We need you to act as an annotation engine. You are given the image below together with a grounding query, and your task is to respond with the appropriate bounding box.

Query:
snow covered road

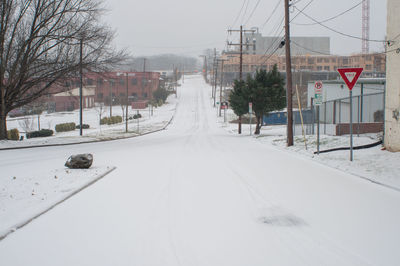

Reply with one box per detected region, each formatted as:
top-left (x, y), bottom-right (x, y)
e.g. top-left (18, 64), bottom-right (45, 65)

top-left (0, 75), bottom-right (399, 266)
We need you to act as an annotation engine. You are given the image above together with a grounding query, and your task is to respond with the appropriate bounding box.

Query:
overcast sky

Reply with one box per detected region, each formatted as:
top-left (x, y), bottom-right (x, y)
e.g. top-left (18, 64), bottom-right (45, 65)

top-left (103, 0), bottom-right (387, 57)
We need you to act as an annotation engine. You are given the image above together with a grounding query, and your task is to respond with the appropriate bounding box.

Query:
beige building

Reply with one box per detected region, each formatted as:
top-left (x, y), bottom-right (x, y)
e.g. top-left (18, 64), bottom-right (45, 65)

top-left (221, 53), bottom-right (385, 74)
top-left (385, 0), bottom-right (400, 151)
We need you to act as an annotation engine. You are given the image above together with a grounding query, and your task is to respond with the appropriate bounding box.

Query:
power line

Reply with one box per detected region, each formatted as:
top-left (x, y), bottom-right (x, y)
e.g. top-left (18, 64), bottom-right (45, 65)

top-left (260, 0), bottom-right (281, 30)
top-left (292, 0), bottom-right (364, 26)
top-left (230, 0), bottom-right (247, 29)
top-left (244, 0), bottom-right (262, 26)
top-left (240, 0), bottom-right (250, 26)
top-left (294, 5), bottom-right (385, 42)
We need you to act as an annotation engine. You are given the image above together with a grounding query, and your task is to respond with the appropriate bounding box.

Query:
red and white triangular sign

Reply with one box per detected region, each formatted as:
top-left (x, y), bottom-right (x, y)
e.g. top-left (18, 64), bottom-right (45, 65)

top-left (337, 68), bottom-right (363, 91)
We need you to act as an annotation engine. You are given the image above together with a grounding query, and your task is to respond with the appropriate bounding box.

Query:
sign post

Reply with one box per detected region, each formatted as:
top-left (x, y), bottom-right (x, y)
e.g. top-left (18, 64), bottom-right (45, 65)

top-left (314, 81), bottom-right (323, 155)
top-left (249, 102), bottom-right (253, 136)
top-left (337, 68), bottom-right (363, 161)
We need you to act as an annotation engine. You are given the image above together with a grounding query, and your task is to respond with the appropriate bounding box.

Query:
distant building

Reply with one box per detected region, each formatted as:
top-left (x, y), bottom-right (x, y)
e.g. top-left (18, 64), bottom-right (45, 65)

top-left (50, 86), bottom-right (95, 112)
top-left (243, 29), bottom-right (330, 56)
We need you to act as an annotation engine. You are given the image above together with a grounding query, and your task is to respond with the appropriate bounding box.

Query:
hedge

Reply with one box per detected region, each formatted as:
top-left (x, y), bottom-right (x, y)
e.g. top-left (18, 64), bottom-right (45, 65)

top-left (7, 128), bottom-right (19, 140)
top-left (100, 116), bottom-right (122, 125)
top-left (76, 124), bottom-right (90, 129)
top-left (26, 129), bottom-right (53, 139)
top-left (133, 113), bottom-right (142, 119)
top-left (55, 122), bottom-right (76, 132)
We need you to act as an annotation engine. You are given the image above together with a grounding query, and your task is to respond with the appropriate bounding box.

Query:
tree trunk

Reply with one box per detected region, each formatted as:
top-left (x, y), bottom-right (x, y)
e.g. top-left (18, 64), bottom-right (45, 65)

top-left (0, 86), bottom-right (6, 139)
top-left (238, 115), bottom-right (242, 134)
top-left (255, 115), bottom-right (261, 135)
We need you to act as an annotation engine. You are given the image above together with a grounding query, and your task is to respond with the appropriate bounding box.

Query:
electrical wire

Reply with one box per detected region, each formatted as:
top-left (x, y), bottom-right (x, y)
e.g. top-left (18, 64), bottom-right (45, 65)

top-left (292, 0), bottom-right (364, 26)
top-left (240, 0), bottom-right (251, 26)
top-left (260, 0), bottom-right (281, 31)
top-left (230, 0), bottom-right (247, 29)
top-left (294, 6), bottom-right (385, 42)
top-left (244, 0), bottom-right (262, 26)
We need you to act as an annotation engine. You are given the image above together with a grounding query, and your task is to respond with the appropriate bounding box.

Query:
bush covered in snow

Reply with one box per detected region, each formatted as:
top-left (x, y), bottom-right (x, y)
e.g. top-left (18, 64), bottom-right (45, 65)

top-left (7, 128), bottom-right (19, 140)
top-left (26, 129), bottom-right (53, 139)
top-left (100, 116), bottom-right (122, 125)
top-left (55, 122), bottom-right (76, 132)
top-left (75, 124), bottom-right (90, 129)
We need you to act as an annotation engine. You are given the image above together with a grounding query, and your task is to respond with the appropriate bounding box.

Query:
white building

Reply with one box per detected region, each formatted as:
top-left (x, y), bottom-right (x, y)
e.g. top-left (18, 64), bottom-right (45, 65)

top-left (385, 0), bottom-right (400, 151)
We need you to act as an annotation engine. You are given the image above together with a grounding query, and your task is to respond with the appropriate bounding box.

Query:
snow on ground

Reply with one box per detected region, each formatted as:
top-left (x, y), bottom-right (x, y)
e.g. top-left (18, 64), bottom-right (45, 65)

top-left (1, 95), bottom-right (177, 149)
top-left (217, 108), bottom-right (400, 191)
top-left (0, 165), bottom-right (115, 240)
top-left (0, 75), bottom-right (399, 266)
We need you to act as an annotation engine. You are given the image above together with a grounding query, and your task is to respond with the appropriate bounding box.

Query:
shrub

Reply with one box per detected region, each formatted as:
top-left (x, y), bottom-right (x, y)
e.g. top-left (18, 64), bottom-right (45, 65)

top-left (100, 116), bottom-right (122, 125)
top-left (26, 129), bottom-right (53, 139)
top-left (133, 113), bottom-right (142, 119)
top-left (7, 128), bottom-right (19, 140)
top-left (55, 122), bottom-right (76, 132)
top-left (76, 124), bottom-right (90, 129)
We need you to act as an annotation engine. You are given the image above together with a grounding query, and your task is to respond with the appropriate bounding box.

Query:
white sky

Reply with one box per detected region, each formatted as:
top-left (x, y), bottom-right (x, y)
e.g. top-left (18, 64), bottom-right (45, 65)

top-left (103, 0), bottom-right (387, 57)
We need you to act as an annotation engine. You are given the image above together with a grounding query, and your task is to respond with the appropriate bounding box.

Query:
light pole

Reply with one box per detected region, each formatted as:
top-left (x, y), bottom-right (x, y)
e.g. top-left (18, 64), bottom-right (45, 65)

top-left (79, 37), bottom-right (83, 136)
top-left (109, 78), bottom-right (113, 117)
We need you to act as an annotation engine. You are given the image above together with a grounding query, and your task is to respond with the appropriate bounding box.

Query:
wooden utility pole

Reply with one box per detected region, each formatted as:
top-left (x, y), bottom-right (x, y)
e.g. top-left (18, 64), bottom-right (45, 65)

top-left (217, 58), bottom-right (228, 117)
top-left (284, 0), bottom-right (294, 146)
top-left (143, 58), bottom-right (146, 72)
top-left (125, 73), bottom-right (129, 133)
top-left (228, 26), bottom-right (256, 81)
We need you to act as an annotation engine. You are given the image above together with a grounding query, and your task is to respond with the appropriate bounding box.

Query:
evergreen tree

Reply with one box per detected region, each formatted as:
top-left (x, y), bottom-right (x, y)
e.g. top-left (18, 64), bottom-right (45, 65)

top-left (229, 79), bottom-right (249, 134)
top-left (249, 65), bottom-right (286, 134)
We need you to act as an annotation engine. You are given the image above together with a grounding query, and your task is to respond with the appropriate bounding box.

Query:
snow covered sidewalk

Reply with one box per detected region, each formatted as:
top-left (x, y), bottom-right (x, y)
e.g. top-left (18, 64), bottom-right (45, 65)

top-left (1, 95), bottom-right (178, 150)
top-left (0, 166), bottom-right (116, 240)
top-left (218, 112), bottom-right (400, 191)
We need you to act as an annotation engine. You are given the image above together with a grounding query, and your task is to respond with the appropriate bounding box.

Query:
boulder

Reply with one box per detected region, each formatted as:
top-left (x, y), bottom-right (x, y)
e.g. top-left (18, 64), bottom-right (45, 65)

top-left (65, 154), bottom-right (93, 169)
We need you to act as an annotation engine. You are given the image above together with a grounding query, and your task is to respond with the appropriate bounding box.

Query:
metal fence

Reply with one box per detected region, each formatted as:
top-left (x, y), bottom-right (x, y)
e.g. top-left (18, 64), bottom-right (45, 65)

top-left (294, 92), bottom-right (384, 136)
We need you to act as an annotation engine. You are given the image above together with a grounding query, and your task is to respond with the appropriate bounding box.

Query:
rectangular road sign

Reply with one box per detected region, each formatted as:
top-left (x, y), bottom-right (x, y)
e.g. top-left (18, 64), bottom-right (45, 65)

top-left (314, 81), bottom-right (323, 106)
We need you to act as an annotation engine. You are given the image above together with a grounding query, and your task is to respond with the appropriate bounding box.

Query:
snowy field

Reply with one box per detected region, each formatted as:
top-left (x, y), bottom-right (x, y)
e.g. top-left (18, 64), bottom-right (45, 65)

top-left (1, 94), bottom-right (177, 149)
top-left (217, 109), bottom-right (400, 191)
top-left (0, 165), bottom-right (115, 240)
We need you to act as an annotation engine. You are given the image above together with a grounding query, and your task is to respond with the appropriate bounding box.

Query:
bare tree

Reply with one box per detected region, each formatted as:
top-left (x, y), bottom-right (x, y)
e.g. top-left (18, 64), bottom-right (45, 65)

top-left (18, 116), bottom-right (35, 132)
top-left (0, 0), bottom-right (127, 139)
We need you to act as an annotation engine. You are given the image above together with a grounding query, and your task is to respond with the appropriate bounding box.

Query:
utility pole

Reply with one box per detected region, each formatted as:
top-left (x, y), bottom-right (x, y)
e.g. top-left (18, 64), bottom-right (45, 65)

top-left (143, 58), bottom-right (146, 72)
top-left (284, 0), bottom-right (294, 146)
top-left (79, 37), bottom-right (83, 136)
top-left (213, 59), bottom-right (218, 107)
top-left (125, 73), bottom-right (129, 133)
top-left (217, 58), bottom-right (228, 116)
top-left (228, 26), bottom-right (256, 81)
top-left (109, 79), bottom-right (113, 117)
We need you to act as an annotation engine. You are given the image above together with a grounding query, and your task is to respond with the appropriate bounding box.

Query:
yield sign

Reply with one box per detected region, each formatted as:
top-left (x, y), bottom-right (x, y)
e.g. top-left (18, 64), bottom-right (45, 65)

top-left (337, 68), bottom-right (363, 91)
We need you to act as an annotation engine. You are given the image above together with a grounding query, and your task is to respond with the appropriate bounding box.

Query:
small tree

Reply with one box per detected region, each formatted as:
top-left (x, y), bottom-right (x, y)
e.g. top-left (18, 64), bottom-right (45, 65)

top-left (229, 79), bottom-right (249, 134)
top-left (249, 65), bottom-right (286, 135)
top-left (153, 86), bottom-right (170, 104)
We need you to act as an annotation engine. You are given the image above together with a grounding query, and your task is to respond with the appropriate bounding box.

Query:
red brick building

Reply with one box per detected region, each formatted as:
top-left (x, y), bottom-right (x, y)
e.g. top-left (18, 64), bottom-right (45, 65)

top-left (88, 72), bottom-right (160, 104)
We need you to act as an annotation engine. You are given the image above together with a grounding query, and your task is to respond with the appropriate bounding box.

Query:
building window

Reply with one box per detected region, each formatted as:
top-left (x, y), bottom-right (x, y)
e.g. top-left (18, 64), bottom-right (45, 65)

top-left (317, 58), bottom-right (323, 63)
top-left (308, 58), bottom-right (315, 64)
top-left (97, 93), bottom-right (103, 99)
top-left (120, 78), bottom-right (125, 85)
top-left (324, 66), bottom-right (330, 71)
top-left (317, 66), bottom-right (323, 71)
top-left (143, 92), bottom-right (148, 98)
top-left (131, 78), bottom-right (137, 85)
top-left (366, 64), bottom-right (372, 70)
top-left (142, 78), bottom-right (148, 86)
top-left (87, 79), bottom-right (93, 85)
top-left (331, 58), bottom-right (336, 63)
top-left (97, 79), bottom-right (103, 86)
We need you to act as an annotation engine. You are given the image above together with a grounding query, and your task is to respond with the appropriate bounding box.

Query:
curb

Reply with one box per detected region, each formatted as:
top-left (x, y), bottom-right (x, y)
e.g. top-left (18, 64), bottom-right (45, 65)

top-left (0, 166), bottom-right (117, 241)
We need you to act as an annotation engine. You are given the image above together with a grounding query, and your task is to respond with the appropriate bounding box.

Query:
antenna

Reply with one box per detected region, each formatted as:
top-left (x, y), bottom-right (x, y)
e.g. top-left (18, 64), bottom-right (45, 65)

top-left (362, 0), bottom-right (370, 54)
